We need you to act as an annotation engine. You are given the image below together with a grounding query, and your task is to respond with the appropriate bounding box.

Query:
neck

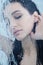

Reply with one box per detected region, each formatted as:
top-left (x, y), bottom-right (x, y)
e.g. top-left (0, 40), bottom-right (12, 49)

top-left (22, 35), bottom-right (36, 53)
top-left (21, 35), bottom-right (37, 65)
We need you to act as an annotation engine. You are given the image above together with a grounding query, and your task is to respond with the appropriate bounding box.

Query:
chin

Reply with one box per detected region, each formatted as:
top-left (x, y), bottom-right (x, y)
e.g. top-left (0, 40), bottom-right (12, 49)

top-left (15, 33), bottom-right (28, 41)
top-left (15, 36), bottom-right (25, 41)
top-left (16, 37), bottom-right (24, 41)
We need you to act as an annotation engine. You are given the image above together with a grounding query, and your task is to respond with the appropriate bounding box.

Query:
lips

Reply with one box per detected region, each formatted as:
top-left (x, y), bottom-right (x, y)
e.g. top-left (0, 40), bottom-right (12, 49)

top-left (13, 29), bottom-right (23, 35)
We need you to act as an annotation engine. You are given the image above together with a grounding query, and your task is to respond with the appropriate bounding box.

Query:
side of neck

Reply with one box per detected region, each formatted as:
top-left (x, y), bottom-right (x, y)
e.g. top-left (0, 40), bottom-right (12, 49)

top-left (21, 36), bottom-right (37, 65)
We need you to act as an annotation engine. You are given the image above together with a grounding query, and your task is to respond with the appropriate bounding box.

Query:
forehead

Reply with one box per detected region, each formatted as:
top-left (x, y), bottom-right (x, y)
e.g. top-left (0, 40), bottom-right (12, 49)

top-left (4, 2), bottom-right (30, 16)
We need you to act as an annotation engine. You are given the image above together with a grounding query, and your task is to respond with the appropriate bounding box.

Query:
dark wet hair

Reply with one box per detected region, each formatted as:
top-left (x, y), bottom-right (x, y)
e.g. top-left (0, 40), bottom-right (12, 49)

top-left (13, 39), bottom-right (23, 65)
top-left (36, 40), bottom-right (43, 65)
top-left (9, 0), bottom-right (40, 15)
top-left (8, 0), bottom-right (43, 65)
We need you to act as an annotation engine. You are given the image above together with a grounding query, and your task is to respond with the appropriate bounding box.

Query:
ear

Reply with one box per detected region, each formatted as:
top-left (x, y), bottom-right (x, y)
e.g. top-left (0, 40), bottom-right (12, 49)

top-left (33, 11), bottom-right (39, 22)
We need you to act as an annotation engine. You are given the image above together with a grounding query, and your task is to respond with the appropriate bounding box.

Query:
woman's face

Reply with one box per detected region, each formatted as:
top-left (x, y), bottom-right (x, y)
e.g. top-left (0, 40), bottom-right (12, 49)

top-left (4, 2), bottom-right (35, 41)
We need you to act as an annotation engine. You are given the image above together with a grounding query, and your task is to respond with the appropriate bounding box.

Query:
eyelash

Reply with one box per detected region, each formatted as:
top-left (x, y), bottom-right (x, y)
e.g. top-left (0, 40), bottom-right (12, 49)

top-left (14, 15), bottom-right (22, 19)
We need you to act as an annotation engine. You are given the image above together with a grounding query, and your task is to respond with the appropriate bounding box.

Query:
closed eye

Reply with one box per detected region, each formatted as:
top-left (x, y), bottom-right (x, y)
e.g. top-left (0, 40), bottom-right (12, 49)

top-left (14, 15), bottom-right (22, 19)
top-left (11, 10), bottom-right (23, 20)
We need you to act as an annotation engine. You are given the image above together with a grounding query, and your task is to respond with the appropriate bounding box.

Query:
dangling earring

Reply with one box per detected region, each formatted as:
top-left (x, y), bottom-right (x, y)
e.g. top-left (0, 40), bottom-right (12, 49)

top-left (32, 21), bottom-right (38, 33)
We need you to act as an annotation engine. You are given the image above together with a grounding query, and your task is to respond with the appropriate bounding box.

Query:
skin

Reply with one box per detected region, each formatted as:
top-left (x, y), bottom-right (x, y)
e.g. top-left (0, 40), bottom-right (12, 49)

top-left (3, 2), bottom-right (40, 65)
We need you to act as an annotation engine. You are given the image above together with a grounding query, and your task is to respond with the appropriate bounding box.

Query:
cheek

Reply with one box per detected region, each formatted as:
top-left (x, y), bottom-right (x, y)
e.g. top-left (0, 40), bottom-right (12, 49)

top-left (21, 21), bottom-right (34, 34)
top-left (22, 18), bottom-right (34, 28)
top-left (18, 16), bottom-right (34, 33)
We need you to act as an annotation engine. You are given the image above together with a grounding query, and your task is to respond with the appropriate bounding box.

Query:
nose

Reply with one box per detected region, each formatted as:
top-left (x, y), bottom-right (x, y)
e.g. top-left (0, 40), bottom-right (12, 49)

top-left (10, 21), bottom-right (18, 31)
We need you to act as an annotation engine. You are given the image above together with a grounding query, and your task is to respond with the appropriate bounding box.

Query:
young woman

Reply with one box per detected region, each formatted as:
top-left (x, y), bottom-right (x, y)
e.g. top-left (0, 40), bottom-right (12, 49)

top-left (3, 0), bottom-right (43, 65)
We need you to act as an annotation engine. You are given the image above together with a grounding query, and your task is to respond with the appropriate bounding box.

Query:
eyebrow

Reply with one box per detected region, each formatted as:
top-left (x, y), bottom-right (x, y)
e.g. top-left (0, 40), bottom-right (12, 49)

top-left (11, 10), bottom-right (21, 15)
